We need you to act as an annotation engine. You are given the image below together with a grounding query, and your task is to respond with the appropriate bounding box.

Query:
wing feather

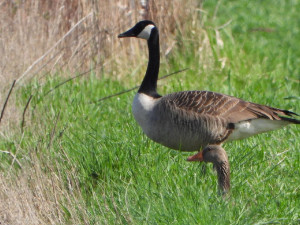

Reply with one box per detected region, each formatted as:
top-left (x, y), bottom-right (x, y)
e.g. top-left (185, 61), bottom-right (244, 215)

top-left (163, 91), bottom-right (298, 124)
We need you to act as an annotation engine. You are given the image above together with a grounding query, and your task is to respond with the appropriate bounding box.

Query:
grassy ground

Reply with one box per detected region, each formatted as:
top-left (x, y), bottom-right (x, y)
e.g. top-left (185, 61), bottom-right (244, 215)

top-left (1, 0), bottom-right (299, 224)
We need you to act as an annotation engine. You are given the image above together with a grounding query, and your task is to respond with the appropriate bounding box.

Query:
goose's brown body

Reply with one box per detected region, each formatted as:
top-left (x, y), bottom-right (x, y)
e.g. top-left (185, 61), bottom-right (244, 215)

top-left (133, 90), bottom-right (298, 152)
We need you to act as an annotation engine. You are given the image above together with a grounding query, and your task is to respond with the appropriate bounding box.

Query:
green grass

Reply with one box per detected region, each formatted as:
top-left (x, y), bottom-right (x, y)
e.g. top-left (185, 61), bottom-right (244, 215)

top-left (1, 0), bottom-right (300, 224)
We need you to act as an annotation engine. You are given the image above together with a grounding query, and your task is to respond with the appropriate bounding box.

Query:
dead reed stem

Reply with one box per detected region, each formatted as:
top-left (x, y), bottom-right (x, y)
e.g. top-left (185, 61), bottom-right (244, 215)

top-left (0, 80), bottom-right (16, 125)
top-left (21, 95), bottom-right (33, 132)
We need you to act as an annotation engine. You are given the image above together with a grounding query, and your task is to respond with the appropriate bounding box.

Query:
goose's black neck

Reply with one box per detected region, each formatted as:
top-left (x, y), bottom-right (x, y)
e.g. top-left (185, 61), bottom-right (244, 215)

top-left (138, 28), bottom-right (161, 98)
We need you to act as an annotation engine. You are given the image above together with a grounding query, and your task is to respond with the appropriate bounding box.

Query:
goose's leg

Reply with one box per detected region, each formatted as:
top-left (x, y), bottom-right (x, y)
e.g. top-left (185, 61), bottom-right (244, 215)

top-left (201, 163), bottom-right (207, 175)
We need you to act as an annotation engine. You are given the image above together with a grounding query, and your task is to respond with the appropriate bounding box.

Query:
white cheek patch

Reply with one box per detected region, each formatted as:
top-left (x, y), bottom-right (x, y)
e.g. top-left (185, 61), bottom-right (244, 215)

top-left (137, 24), bottom-right (155, 40)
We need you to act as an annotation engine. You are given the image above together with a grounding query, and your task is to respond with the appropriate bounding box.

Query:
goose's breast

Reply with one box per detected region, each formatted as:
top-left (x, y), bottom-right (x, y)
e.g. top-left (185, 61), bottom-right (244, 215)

top-left (132, 93), bottom-right (209, 151)
top-left (132, 93), bottom-right (158, 135)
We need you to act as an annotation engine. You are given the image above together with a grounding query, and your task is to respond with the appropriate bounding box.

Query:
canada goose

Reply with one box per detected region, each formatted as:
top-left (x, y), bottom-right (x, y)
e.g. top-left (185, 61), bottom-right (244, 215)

top-left (187, 145), bottom-right (230, 194)
top-left (118, 20), bottom-right (299, 154)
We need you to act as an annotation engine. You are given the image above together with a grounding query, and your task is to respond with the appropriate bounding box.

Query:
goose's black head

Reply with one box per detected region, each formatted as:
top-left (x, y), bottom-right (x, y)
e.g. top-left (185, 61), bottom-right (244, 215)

top-left (118, 20), bottom-right (157, 40)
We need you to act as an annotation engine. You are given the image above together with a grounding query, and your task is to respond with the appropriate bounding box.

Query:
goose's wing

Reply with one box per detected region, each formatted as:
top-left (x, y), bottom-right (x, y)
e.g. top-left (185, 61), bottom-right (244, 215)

top-left (163, 91), bottom-right (298, 124)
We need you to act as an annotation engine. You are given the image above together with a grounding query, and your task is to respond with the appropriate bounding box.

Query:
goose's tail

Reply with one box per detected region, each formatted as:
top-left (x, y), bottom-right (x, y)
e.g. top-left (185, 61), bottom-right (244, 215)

top-left (278, 109), bottom-right (300, 124)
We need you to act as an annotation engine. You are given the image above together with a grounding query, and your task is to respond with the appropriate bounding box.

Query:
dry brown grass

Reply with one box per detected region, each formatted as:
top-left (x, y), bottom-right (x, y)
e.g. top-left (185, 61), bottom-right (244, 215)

top-left (0, 0), bottom-right (201, 85)
top-left (0, 154), bottom-right (89, 224)
top-left (0, 119), bottom-right (92, 224)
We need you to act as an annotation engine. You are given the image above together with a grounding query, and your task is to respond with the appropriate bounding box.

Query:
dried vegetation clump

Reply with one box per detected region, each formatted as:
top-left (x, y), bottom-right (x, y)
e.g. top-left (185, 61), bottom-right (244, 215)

top-left (0, 155), bottom-right (88, 224)
top-left (0, 0), bottom-right (201, 87)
